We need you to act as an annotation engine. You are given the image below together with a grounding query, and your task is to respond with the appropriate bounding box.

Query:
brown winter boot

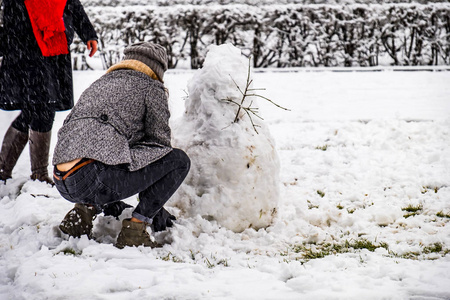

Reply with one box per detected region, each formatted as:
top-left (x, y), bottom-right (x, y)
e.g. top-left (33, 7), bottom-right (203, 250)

top-left (29, 130), bottom-right (54, 185)
top-left (115, 219), bottom-right (160, 249)
top-left (0, 126), bottom-right (29, 182)
top-left (59, 203), bottom-right (97, 238)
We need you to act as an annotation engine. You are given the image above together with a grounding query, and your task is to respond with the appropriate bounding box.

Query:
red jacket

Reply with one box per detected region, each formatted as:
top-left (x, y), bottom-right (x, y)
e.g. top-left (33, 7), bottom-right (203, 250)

top-left (24, 0), bottom-right (69, 56)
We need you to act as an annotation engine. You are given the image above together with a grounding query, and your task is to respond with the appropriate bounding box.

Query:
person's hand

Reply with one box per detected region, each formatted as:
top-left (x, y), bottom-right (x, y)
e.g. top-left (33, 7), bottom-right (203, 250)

top-left (87, 40), bottom-right (98, 57)
top-left (102, 201), bottom-right (133, 219)
top-left (151, 207), bottom-right (176, 232)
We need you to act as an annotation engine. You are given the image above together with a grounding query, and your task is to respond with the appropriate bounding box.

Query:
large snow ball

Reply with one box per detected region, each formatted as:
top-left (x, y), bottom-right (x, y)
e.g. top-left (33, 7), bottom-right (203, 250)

top-left (171, 44), bottom-right (280, 233)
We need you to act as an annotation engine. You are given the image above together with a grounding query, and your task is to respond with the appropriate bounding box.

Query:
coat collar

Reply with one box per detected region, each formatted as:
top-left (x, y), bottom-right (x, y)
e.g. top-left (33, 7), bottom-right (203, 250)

top-left (106, 59), bottom-right (161, 82)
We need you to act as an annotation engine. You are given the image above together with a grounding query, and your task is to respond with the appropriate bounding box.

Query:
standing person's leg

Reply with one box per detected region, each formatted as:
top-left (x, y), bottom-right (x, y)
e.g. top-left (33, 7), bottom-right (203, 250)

top-left (28, 105), bottom-right (56, 185)
top-left (0, 113), bottom-right (30, 182)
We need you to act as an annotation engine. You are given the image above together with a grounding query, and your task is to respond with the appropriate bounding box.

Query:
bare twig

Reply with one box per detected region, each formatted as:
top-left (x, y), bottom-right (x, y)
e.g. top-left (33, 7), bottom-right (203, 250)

top-left (221, 56), bottom-right (289, 133)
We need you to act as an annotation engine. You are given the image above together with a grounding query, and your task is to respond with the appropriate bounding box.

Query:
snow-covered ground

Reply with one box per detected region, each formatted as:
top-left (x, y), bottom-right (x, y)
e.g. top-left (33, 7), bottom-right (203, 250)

top-left (0, 67), bottom-right (449, 300)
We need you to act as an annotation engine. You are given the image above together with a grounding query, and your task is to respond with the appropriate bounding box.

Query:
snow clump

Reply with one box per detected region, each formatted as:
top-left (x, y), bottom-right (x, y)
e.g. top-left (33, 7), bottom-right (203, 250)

top-left (170, 43), bottom-right (280, 233)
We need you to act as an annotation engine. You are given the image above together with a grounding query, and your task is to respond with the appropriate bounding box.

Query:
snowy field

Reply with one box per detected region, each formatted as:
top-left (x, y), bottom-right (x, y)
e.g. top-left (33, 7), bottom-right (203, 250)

top-left (1, 67), bottom-right (450, 299)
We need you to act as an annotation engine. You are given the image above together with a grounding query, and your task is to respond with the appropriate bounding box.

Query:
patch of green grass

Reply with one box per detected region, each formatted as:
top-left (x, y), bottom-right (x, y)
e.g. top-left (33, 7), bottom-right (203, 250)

top-left (301, 248), bottom-right (329, 260)
top-left (205, 255), bottom-right (229, 268)
top-left (160, 252), bottom-right (184, 263)
top-left (403, 212), bottom-right (419, 218)
top-left (422, 186), bottom-right (441, 194)
top-left (287, 239), bottom-right (389, 262)
top-left (217, 259), bottom-right (229, 267)
top-left (423, 243), bottom-right (443, 254)
top-left (58, 247), bottom-right (81, 256)
top-left (402, 204), bottom-right (423, 212)
top-left (397, 252), bottom-right (421, 260)
top-left (307, 200), bottom-right (319, 209)
top-left (185, 251), bottom-right (230, 268)
top-left (189, 249), bottom-right (196, 260)
top-left (315, 145), bottom-right (328, 151)
top-left (336, 204), bottom-right (344, 210)
top-left (349, 239), bottom-right (388, 252)
top-left (402, 204), bottom-right (423, 218)
top-left (437, 211), bottom-right (450, 219)
top-left (284, 240), bottom-right (448, 262)
top-left (205, 257), bottom-right (215, 268)
top-left (317, 190), bottom-right (325, 198)
top-left (394, 243), bottom-right (449, 259)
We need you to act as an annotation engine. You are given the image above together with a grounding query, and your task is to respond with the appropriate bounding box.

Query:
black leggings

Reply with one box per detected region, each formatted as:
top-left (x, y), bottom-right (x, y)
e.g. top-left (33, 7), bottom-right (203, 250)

top-left (11, 105), bottom-right (56, 133)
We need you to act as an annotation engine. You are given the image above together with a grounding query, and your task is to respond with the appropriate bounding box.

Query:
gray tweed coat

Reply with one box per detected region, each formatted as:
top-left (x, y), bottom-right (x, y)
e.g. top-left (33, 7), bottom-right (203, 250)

top-left (52, 69), bottom-right (172, 171)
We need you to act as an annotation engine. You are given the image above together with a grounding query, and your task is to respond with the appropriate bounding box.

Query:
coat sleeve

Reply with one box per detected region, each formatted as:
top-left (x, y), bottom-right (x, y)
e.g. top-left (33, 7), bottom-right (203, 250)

top-left (71, 0), bottom-right (97, 43)
top-left (0, 5), bottom-right (4, 56)
top-left (143, 85), bottom-right (172, 148)
top-left (0, 3), bottom-right (4, 55)
top-left (0, 27), bottom-right (4, 56)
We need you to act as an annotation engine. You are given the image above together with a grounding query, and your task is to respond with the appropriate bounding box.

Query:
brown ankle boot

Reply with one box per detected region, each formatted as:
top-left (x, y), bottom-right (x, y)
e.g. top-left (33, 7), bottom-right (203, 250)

top-left (59, 203), bottom-right (97, 238)
top-left (29, 130), bottom-right (54, 185)
top-left (0, 126), bottom-right (29, 182)
top-left (115, 219), bottom-right (160, 249)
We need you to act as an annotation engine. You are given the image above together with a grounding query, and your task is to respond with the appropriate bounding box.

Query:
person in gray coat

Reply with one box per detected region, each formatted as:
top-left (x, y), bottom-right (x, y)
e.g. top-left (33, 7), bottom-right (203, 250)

top-left (52, 42), bottom-right (190, 248)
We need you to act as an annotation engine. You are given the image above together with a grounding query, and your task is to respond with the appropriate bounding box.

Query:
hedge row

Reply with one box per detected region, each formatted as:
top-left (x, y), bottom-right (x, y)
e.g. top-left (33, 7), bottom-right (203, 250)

top-left (71, 4), bottom-right (450, 69)
top-left (80, 0), bottom-right (450, 7)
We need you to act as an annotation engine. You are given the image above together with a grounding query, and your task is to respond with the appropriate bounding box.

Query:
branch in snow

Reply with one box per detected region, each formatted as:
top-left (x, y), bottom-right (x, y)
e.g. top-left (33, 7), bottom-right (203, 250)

top-left (222, 57), bottom-right (289, 134)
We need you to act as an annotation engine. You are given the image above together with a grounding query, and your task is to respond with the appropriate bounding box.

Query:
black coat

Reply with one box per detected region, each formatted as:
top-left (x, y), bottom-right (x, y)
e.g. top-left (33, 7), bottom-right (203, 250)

top-left (0, 0), bottom-right (97, 111)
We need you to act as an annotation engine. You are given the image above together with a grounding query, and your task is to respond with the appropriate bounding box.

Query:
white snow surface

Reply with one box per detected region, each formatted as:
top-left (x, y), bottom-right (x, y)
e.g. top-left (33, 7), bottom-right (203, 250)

top-left (1, 64), bottom-right (450, 299)
top-left (171, 44), bottom-right (280, 232)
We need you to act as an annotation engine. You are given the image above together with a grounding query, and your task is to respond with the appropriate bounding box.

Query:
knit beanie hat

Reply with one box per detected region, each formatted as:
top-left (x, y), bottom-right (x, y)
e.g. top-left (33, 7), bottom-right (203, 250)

top-left (123, 42), bottom-right (168, 81)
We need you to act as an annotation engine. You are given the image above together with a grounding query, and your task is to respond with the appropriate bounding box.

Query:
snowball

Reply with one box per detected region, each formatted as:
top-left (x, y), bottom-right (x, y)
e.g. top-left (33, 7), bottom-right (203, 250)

top-left (170, 43), bottom-right (280, 232)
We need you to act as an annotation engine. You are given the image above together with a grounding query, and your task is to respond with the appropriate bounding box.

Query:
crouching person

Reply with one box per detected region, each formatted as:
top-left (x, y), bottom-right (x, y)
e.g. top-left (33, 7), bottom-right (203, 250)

top-left (52, 42), bottom-right (190, 248)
